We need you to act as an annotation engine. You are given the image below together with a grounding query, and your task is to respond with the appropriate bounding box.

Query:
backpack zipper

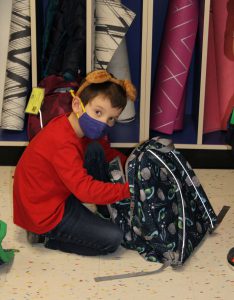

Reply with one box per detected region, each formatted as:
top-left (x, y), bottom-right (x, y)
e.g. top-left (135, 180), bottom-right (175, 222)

top-left (148, 149), bottom-right (186, 264)
top-left (171, 151), bottom-right (215, 229)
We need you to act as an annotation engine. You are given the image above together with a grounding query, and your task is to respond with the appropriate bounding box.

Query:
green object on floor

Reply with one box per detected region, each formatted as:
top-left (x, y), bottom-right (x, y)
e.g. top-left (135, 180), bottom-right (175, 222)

top-left (230, 108), bottom-right (234, 125)
top-left (0, 220), bottom-right (15, 265)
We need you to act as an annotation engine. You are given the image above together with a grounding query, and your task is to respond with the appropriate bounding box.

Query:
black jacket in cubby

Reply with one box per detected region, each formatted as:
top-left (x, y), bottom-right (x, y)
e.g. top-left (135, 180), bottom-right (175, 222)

top-left (42, 0), bottom-right (86, 80)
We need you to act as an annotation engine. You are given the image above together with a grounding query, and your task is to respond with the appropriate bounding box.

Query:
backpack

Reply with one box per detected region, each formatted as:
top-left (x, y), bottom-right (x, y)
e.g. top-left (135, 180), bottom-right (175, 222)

top-left (109, 137), bottom-right (218, 266)
top-left (27, 75), bottom-right (81, 140)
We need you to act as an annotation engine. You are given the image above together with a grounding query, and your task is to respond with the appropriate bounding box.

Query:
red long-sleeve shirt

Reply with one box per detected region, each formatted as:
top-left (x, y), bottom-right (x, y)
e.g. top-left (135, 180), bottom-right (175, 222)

top-left (13, 114), bottom-right (130, 234)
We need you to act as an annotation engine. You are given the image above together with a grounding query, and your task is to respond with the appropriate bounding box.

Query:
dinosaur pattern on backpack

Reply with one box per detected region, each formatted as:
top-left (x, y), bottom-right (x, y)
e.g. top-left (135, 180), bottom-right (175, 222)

top-left (108, 137), bottom-right (217, 266)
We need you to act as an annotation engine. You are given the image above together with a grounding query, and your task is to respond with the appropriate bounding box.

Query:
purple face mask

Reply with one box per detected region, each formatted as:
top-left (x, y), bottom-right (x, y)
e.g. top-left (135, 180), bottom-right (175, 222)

top-left (79, 112), bottom-right (111, 139)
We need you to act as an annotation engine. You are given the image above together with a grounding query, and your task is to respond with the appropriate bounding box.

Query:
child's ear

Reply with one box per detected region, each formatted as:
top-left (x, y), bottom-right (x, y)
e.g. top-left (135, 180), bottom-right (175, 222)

top-left (72, 96), bottom-right (82, 114)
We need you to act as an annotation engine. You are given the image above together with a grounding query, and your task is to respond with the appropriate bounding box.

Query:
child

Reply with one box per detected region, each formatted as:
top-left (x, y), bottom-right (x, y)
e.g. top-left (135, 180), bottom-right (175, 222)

top-left (13, 70), bottom-right (136, 256)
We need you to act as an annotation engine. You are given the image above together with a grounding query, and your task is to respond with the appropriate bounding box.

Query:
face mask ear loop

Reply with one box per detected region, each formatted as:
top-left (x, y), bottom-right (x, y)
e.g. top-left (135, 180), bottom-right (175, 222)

top-left (79, 98), bottom-right (86, 112)
top-left (70, 90), bottom-right (86, 119)
top-left (70, 90), bottom-right (76, 98)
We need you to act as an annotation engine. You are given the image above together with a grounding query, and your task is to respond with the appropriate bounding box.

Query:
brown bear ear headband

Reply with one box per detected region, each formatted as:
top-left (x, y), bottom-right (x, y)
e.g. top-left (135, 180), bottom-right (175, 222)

top-left (75, 70), bottom-right (137, 101)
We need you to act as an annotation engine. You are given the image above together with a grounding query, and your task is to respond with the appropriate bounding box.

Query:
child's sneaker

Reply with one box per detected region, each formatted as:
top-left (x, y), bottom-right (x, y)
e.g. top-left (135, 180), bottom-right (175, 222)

top-left (27, 231), bottom-right (45, 244)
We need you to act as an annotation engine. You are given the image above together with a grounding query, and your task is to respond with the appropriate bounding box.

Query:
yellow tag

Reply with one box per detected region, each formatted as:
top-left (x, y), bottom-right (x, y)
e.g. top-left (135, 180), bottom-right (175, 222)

top-left (25, 87), bottom-right (45, 115)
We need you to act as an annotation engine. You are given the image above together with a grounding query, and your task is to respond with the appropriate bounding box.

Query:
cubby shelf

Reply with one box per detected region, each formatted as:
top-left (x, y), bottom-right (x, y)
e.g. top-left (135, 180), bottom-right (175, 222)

top-left (0, 0), bottom-right (232, 154)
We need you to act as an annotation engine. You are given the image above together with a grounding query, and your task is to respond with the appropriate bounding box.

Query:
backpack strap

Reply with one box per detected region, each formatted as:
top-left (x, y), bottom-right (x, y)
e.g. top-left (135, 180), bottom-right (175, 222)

top-left (94, 248), bottom-right (183, 281)
top-left (94, 260), bottom-right (171, 282)
top-left (209, 205), bottom-right (230, 233)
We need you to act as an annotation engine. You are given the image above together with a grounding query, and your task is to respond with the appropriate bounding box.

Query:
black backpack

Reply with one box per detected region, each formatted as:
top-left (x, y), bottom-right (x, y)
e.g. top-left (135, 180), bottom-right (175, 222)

top-left (109, 137), bottom-right (218, 266)
top-left (94, 138), bottom-right (230, 281)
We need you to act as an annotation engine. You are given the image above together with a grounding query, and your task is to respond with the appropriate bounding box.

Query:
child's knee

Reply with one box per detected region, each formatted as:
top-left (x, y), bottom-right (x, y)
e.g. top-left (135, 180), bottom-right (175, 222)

top-left (104, 226), bottom-right (123, 253)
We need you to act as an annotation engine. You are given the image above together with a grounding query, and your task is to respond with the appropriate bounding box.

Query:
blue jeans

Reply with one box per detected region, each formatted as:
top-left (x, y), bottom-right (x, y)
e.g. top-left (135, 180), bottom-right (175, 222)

top-left (44, 195), bottom-right (123, 255)
top-left (44, 142), bottom-right (123, 256)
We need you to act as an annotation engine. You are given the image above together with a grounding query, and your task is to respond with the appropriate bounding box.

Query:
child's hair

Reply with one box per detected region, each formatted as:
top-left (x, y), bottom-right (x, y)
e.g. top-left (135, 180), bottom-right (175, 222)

top-left (79, 82), bottom-right (127, 110)
top-left (76, 70), bottom-right (137, 110)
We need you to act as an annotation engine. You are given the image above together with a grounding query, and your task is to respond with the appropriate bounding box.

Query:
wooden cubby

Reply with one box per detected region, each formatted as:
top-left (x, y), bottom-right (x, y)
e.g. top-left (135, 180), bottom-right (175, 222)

top-left (0, 0), bottom-right (232, 154)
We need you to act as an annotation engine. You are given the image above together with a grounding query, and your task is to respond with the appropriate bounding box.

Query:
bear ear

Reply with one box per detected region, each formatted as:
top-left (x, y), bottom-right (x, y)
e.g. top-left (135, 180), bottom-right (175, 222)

top-left (75, 70), bottom-right (113, 96)
top-left (123, 80), bottom-right (137, 101)
top-left (86, 70), bottom-right (112, 83)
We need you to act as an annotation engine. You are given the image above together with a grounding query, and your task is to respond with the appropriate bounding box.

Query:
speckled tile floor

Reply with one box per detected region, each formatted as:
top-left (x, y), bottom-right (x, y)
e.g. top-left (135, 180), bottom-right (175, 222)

top-left (0, 166), bottom-right (234, 300)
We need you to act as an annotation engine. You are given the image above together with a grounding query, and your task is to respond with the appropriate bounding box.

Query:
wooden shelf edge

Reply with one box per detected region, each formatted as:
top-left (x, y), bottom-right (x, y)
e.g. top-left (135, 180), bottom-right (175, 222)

top-left (111, 143), bottom-right (232, 150)
top-left (175, 144), bottom-right (231, 150)
top-left (0, 141), bottom-right (28, 146)
top-left (110, 142), bottom-right (139, 148)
